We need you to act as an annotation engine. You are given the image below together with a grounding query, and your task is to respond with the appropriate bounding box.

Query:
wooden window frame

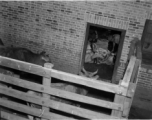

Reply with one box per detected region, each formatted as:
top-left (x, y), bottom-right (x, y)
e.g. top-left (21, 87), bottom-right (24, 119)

top-left (80, 23), bottom-right (126, 84)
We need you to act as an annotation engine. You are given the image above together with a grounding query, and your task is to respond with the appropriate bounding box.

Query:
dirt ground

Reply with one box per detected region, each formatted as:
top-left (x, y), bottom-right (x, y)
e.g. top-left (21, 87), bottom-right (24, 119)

top-left (129, 106), bottom-right (152, 119)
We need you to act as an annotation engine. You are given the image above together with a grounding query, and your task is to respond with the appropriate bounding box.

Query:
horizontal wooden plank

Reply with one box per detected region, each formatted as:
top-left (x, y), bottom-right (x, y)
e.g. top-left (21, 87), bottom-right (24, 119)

top-left (50, 87), bottom-right (123, 111)
top-left (1, 110), bottom-right (29, 120)
top-left (0, 111), bottom-right (29, 120)
top-left (128, 41), bottom-right (136, 60)
top-left (0, 87), bottom-right (118, 119)
top-left (51, 69), bottom-right (127, 95)
top-left (0, 56), bottom-right (127, 95)
top-left (111, 95), bottom-right (125, 118)
top-left (0, 99), bottom-right (75, 120)
top-left (0, 75), bottom-right (123, 111)
top-left (0, 55), bottom-right (52, 78)
top-left (130, 59), bottom-right (140, 83)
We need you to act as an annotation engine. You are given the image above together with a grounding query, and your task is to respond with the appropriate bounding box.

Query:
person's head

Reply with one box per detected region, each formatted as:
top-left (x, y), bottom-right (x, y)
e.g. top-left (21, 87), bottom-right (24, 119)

top-left (113, 34), bottom-right (120, 44)
top-left (108, 35), bottom-right (114, 42)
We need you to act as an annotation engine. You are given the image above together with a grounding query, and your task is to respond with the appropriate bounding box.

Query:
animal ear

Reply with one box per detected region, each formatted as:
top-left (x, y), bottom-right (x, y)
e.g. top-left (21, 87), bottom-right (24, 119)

top-left (40, 51), bottom-right (46, 55)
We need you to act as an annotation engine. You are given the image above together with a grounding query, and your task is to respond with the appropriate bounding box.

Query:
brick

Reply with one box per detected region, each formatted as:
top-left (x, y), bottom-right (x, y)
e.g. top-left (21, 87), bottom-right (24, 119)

top-left (0, 1), bottom-right (151, 77)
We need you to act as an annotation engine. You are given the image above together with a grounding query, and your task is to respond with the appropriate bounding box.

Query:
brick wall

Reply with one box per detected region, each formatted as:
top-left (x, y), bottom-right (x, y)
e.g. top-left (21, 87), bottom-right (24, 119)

top-left (0, 1), bottom-right (152, 79)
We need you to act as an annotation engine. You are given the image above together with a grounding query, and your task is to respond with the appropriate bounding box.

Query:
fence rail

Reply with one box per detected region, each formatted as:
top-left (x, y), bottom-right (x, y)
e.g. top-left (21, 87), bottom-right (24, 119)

top-left (0, 53), bottom-right (140, 119)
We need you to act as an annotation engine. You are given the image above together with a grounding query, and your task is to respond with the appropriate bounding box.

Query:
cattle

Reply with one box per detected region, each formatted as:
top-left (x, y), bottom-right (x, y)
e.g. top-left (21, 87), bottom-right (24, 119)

top-left (0, 39), bottom-right (104, 120)
top-left (0, 39), bottom-right (88, 120)
top-left (0, 39), bottom-right (52, 81)
top-left (0, 39), bottom-right (52, 120)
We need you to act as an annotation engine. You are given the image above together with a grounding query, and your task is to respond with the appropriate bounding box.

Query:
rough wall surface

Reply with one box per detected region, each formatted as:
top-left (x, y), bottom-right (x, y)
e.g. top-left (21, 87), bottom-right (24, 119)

top-left (0, 1), bottom-right (152, 79)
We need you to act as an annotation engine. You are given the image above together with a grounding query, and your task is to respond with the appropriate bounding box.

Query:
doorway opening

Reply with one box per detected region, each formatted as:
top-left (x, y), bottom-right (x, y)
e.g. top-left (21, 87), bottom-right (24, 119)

top-left (80, 23), bottom-right (126, 83)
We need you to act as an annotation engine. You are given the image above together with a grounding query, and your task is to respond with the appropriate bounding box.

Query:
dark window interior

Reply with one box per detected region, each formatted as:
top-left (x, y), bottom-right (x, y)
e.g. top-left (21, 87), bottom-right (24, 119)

top-left (81, 23), bottom-right (125, 82)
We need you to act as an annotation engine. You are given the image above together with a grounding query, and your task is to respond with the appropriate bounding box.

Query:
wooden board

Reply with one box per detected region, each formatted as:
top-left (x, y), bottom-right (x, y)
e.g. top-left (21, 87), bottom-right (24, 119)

top-left (130, 59), bottom-right (140, 83)
top-left (127, 83), bottom-right (136, 98)
top-left (51, 69), bottom-right (127, 95)
top-left (121, 56), bottom-right (136, 88)
top-left (0, 55), bottom-right (52, 78)
top-left (1, 111), bottom-right (30, 120)
top-left (111, 95), bottom-right (125, 118)
top-left (0, 69), bottom-right (127, 95)
top-left (0, 55), bottom-right (128, 95)
top-left (0, 96), bottom-right (118, 119)
top-left (0, 99), bottom-right (75, 120)
top-left (42, 63), bottom-right (53, 120)
top-left (0, 78), bottom-right (123, 111)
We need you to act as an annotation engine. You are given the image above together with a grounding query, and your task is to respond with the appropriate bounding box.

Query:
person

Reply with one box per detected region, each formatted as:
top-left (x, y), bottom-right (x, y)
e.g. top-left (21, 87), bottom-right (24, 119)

top-left (85, 42), bottom-right (94, 63)
top-left (108, 34), bottom-right (120, 64)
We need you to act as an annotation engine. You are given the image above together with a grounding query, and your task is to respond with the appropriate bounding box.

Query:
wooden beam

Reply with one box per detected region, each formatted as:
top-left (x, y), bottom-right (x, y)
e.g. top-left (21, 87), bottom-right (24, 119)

top-left (122, 97), bottom-right (131, 118)
top-left (111, 95), bottom-right (125, 118)
top-left (121, 56), bottom-right (136, 89)
top-left (0, 55), bottom-right (52, 78)
top-left (1, 111), bottom-right (30, 120)
top-left (0, 56), bottom-right (128, 95)
top-left (0, 94), bottom-right (118, 119)
top-left (0, 83), bottom-right (123, 111)
top-left (123, 83), bottom-right (137, 117)
top-left (0, 69), bottom-right (127, 95)
top-left (51, 69), bottom-right (127, 94)
top-left (128, 40), bottom-right (137, 61)
top-left (0, 99), bottom-right (75, 120)
top-left (42, 63), bottom-right (53, 120)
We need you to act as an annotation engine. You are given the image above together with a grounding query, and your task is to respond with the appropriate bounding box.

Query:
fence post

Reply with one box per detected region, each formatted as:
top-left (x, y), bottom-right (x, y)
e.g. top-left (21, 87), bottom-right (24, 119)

top-left (42, 63), bottom-right (53, 120)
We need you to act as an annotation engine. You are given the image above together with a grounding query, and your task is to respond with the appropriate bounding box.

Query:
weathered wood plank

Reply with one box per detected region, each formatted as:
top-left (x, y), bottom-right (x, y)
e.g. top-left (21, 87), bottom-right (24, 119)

top-left (0, 91), bottom-right (118, 119)
top-left (128, 40), bottom-right (136, 61)
top-left (130, 59), bottom-right (140, 83)
top-left (1, 110), bottom-right (30, 120)
top-left (111, 95), bottom-right (125, 118)
top-left (126, 59), bottom-right (140, 97)
top-left (0, 56), bottom-right (127, 95)
top-left (51, 69), bottom-right (127, 94)
top-left (0, 55), bottom-right (52, 78)
top-left (123, 83), bottom-right (139, 117)
top-left (122, 97), bottom-right (132, 118)
top-left (0, 99), bottom-right (75, 120)
top-left (42, 63), bottom-right (53, 120)
top-left (0, 67), bottom-right (127, 94)
top-left (121, 56), bottom-right (136, 88)
top-left (0, 81), bottom-right (123, 111)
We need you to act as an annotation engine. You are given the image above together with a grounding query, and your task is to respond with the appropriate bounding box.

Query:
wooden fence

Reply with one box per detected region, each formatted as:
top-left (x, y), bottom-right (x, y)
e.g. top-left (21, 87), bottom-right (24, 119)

top-left (0, 41), bottom-right (141, 120)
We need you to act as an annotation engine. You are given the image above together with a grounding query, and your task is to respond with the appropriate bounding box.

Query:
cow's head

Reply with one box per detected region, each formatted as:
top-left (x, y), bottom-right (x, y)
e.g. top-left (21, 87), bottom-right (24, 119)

top-left (39, 51), bottom-right (53, 67)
